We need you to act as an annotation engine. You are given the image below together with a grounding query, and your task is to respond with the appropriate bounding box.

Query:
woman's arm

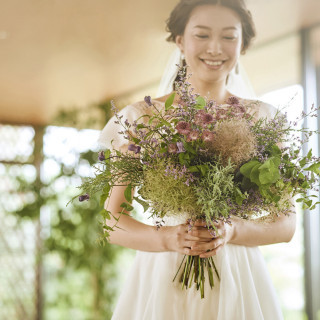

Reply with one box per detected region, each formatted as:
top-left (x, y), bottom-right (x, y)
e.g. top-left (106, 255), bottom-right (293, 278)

top-left (105, 185), bottom-right (202, 254)
top-left (106, 186), bottom-right (296, 256)
top-left (188, 210), bottom-right (296, 258)
top-left (229, 212), bottom-right (296, 246)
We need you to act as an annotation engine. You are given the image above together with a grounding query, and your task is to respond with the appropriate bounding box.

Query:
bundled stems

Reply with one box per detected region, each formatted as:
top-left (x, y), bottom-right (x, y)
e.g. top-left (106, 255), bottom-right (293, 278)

top-left (174, 255), bottom-right (220, 299)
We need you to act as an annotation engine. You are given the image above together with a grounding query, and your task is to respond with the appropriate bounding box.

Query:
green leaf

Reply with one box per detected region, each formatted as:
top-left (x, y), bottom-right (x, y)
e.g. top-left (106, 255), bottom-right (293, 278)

top-left (301, 181), bottom-right (310, 189)
top-left (120, 202), bottom-right (134, 212)
top-left (259, 185), bottom-right (274, 200)
top-left (188, 165), bottom-right (200, 173)
top-left (131, 137), bottom-right (140, 144)
top-left (299, 157), bottom-right (307, 168)
top-left (159, 119), bottom-right (172, 127)
top-left (275, 179), bottom-right (285, 189)
top-left (249, 163), bottom-right (262, 185)
top-left (303, 199), bottom-right (313, 209)
top-left (133, 196), bottom-right (149, 212)
top-left (136, 124), bottom-right (146, 129)
top-left (305, 162), bottom-right (320, 175)
top-left (199, 164), bottom-right (209, 176)
top-left (307, 148), bottom-right (313, 159)
top-left (196, 96), bottom-right (206, 107)
top-left (273, 195), bottom-right (281, 203)
top-left (258, 158), bottom-right (280, 185)
top-left (241, 176), bottom-right (256, 191)
top-left (103, 184), bottom-right (111, 195)
top-left (105, 149), bottom-right (111, 159)
top-left (259, 167), bottom-right (280, 185)
top-left (100, 193), bottom-right (109, 207)
top-left (165, 92), bottom-right (176, 111)
top-left (148, 116), bottom-right (157, 125)
top-left (179, 152), bottom-right (190, 166)
top-left (240, 160), bottom-right (260, 178)
top-left (99, 209), bottom-right (111, 220)
top-left (234, 187), bottom-right (247, 205)
top-left (183, 142), bottom-right (197, 155)
top-left (270, 145), bottom-right (282, 157)
top-left (310, 201), bottom-right (320, 210)
top-left (124, 184), bottom-right (133, 203)
top-left (103, 225), bottom-right (114, 231)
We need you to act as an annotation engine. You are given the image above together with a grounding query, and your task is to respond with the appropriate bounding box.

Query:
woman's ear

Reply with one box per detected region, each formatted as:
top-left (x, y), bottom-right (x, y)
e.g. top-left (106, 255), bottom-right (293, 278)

top-left (175, 35), bottom-right (184, 53)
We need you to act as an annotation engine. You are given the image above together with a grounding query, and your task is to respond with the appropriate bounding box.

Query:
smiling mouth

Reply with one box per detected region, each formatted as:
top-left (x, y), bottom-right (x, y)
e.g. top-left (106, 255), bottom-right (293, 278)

top-left (201, 59), bottom-right (225, 67)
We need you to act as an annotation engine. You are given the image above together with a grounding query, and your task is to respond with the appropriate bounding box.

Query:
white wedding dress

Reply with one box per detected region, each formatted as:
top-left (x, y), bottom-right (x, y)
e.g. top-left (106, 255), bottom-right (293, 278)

top-left (98, 99), bottom-right (284, 320)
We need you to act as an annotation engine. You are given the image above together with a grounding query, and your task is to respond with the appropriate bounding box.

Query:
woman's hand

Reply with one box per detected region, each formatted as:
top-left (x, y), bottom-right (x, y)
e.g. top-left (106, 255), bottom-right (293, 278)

top-left (164, 219), bottom-right (234, 258)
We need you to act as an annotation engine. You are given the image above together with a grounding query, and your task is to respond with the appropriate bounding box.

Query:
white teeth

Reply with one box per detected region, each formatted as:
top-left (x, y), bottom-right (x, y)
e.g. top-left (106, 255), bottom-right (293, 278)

top-left (203, 60), bottom-right (223, 66)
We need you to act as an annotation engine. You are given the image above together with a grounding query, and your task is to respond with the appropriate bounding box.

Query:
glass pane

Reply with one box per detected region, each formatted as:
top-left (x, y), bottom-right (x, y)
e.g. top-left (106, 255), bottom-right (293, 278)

top-left (0, 125), bottom-right (35, 163)
top-left (260, 85), bottom-right (306, 319)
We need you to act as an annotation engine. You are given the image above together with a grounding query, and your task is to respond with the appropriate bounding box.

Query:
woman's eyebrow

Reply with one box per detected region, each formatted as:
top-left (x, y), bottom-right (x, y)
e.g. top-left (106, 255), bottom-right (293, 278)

top-left (193, 25), bottom-right (211, 30)
top-left (193, 25), bottom-right (239, 31)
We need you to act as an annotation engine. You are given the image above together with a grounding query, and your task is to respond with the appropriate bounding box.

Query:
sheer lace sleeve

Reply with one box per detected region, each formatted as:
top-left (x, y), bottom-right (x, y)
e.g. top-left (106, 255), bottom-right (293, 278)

top-left (243, 99), bottom-right (278, 122)
top-left (98, 104), bottom-right (140, 150)
top-left (98, 102), bottom-right (147, 151)
top-left (256, 101), bottom-right (278, 121)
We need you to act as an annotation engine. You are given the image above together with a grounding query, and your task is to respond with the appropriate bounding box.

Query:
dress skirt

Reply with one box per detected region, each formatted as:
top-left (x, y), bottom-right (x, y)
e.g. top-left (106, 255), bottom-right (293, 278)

top-left (111, 244), bottom-right (283, 320)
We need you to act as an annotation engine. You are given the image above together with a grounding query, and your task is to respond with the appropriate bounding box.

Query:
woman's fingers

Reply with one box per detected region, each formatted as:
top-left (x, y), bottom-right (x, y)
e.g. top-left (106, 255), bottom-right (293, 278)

top-left (173, 222), bottom-right (230, 256)
top-left (199, 244), bottom-right (224, 258)
top-left (192, 238), bottom-right (222, 251)
top-left (181, 238), bottom-right (223, 256)
top-left (187, 226), bottom-right (217, 240)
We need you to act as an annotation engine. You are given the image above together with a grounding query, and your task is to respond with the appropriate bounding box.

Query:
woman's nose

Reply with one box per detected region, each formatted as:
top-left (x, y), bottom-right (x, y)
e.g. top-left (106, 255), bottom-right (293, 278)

top-left (206, 39), bottom-right (222, 55)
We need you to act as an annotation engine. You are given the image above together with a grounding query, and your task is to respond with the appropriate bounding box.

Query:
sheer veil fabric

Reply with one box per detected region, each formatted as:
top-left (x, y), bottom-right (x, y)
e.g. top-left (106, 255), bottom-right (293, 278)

top-left (100, 49), bottom-right (284, 320)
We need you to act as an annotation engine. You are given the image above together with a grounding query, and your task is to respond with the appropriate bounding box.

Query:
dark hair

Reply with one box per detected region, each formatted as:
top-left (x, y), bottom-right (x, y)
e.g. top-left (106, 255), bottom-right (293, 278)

top-left (166, 0), bottom-right (256, 54)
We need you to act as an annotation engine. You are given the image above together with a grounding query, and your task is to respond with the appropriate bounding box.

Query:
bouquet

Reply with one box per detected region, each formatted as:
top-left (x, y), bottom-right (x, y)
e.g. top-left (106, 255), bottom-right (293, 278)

top-left (77, 69), bottom-right (320, 298)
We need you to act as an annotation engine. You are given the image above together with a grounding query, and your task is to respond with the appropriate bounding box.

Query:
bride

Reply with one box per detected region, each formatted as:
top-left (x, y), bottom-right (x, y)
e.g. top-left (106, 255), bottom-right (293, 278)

top-left (99, 0), bottom-right (296, 319)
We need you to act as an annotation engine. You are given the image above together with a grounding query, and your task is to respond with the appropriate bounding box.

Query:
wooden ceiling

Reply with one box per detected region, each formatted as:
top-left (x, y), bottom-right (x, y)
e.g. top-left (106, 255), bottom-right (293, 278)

top-left (0, 0), bottom-right (320, 125)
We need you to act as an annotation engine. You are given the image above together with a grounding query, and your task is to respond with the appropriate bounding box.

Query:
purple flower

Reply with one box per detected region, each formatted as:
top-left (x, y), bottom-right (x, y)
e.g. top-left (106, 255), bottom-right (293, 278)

top-left (124, 119), bottom-right (130, 127)
top-left (232, 105), bottom-right (246, 116)
top-left (201, 113), bottom-right (215, 124)
top-left (226, 96), bottom-right (240, 105)
top-left (79, 193), bottom-right (90, 202)
top-left (128, 144), bottom-right (141, 154)
top-left (202, 130), bottom-right (215, 143)
top-left (195, 110), bottom-right (206, 125)
top-left (175, 121), bottom-right (191, 135)
top-left (187, 130), bottom-right (200, 141)
top-left (195, 110), bottom-right (215, 126)
top-left (215, 109), bottom-right (227, 120)
top-left (98, 151), bottom-right (105, 161)
top-left (176, 142), bottom-right (185, 153)
top-left (144, 96), bottom-right (152, 106)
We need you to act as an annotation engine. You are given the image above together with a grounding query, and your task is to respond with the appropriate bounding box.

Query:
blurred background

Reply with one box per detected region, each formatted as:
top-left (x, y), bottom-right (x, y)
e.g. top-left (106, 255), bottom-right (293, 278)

top-left (0, 0), bottom-right (320, 319)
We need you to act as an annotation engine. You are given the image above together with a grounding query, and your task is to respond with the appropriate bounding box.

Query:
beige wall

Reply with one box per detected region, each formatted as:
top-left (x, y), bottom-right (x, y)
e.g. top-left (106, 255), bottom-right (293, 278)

top-left (0, 0), bottom-right (320, 125)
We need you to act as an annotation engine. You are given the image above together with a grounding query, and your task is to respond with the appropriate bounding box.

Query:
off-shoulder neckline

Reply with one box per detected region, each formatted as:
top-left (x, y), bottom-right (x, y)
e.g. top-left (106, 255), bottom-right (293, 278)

top-left (150, 97), bottom-right (260, 108)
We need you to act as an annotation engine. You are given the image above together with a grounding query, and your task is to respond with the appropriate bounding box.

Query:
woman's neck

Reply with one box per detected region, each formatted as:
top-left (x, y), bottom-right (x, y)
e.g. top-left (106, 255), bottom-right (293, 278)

top-left (187, 75), bottom-right (231, 104)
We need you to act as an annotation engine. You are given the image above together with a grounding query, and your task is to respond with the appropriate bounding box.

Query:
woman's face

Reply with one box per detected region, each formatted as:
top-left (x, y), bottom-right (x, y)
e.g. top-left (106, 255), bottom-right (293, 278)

top-left (176, 5), bottom-right (243, 85)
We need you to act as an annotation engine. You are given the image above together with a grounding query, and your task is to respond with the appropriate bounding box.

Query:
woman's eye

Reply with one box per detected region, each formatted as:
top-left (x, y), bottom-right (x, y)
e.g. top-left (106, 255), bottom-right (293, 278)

top-left (223, 36), bottom-right (236, 40)
top-left (195, 34), bottom-right (209, 39)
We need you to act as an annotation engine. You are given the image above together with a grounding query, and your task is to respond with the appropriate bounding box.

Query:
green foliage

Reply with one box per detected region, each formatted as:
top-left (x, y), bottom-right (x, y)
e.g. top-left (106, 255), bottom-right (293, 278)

top-left (195, 161), bottom-right (238, 223)
top-left (53, 100), bottom-right (113, 130)
top-left (139, 159), bottom-right (200, 217)
top-left (165, 92), bottom-right (176, 111)
top-left (9, 98), bottom-right (124, 318)
top-left (13, 147), bottom-right (122, 318)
